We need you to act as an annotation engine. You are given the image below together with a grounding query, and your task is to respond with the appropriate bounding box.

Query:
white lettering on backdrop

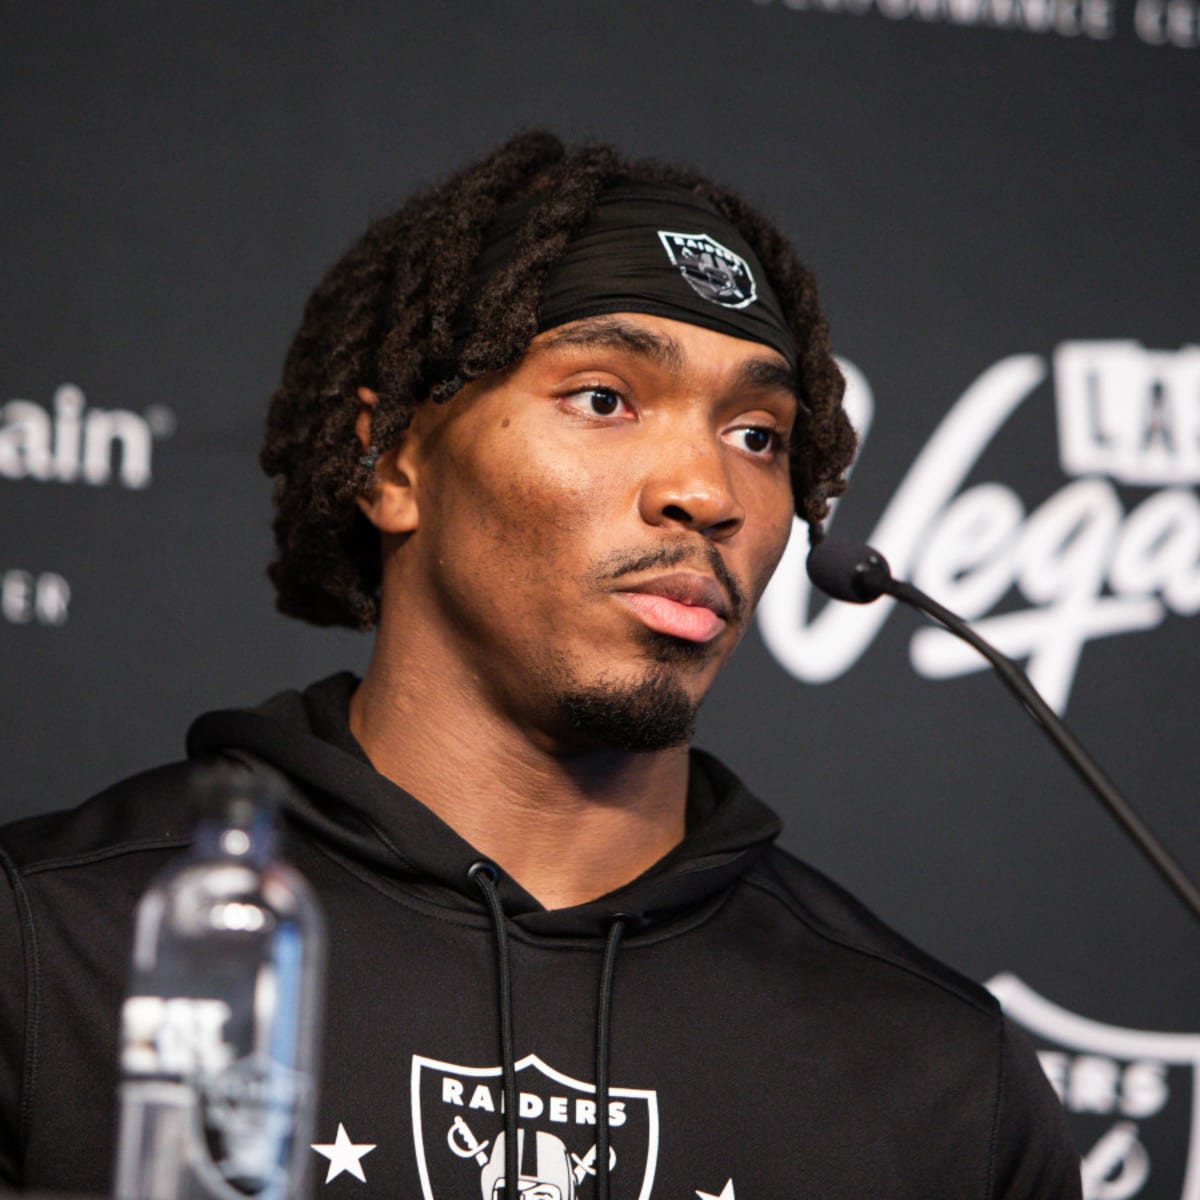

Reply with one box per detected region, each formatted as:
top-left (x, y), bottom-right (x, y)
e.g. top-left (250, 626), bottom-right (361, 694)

top-left (757, 343), bottom-right (1200, 713)
top-left (0, 384), bottom-right (174, 489)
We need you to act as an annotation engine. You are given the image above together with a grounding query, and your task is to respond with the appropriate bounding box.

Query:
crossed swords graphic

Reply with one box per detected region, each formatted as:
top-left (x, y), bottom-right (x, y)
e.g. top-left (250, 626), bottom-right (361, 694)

top-left (448, 1114), bottom-right (617, 1185)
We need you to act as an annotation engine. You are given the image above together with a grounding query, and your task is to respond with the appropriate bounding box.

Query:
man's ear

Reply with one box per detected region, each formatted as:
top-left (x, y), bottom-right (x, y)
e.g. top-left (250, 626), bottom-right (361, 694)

top-left (355, 387), bottom-right (420, 534)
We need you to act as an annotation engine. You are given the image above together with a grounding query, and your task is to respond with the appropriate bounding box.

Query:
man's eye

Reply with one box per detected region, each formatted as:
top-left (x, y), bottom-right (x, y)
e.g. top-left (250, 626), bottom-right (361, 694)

top-left (563, 387), bottom-right (628, 418)
top-left (728, 425), bottom-right (781, 456)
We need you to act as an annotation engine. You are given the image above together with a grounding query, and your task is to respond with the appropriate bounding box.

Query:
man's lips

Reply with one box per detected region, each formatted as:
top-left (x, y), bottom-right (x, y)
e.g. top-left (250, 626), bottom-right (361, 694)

top-left (612, 572), bottom-right (730, 644)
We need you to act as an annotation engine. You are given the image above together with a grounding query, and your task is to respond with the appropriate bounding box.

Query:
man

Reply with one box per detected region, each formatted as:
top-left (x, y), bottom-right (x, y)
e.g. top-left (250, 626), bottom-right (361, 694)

top-left (0, 131), bottom-right (1081, 1198)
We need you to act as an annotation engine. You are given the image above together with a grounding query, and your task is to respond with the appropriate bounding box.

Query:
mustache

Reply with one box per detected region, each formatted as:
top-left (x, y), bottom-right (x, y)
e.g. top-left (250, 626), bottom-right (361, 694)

top-left (591, 542), bottom-right (747, 625)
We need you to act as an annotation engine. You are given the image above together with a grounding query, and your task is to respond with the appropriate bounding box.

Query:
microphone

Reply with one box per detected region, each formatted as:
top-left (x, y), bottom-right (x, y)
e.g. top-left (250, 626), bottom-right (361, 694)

top-left (804, 538), bottom-right (891, 604)
top-left (806, 536), bottom-right (1200, 928)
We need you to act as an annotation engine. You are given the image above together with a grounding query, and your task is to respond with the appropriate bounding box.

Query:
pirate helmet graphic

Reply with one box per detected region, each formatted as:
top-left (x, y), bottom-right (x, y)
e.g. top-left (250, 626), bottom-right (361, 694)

top-left (676, 246), bottom-right (740, 301)
top-left (412, 1053), bottom-right (651, 1200)
top-left (480, 1129), bottom-right (576, 1200)
top-left (656, 230), bottom-right (758, 309)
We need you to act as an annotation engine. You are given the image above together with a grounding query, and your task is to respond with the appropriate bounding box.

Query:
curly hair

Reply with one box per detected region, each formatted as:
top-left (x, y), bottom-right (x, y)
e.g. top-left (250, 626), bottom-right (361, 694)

top-left (261, 130), bottom-right (857, 629)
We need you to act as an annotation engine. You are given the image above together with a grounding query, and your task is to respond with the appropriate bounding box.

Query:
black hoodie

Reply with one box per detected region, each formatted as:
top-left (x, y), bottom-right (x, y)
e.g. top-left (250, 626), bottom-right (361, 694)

top-left (0, 673), bottom-right (1080, 1198)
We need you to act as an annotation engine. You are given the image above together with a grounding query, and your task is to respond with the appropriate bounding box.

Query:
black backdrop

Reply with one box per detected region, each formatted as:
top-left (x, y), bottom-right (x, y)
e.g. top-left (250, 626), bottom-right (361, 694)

top-left (3, 5), bottom-right (1198, 1196)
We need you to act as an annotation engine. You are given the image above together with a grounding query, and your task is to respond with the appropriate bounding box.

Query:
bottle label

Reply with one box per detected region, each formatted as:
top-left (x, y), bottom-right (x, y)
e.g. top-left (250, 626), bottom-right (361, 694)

top-left (122, 995), bottom-right (235, 1078)
top-left (120, 995), bottom-right (309, 1198)
top-left (201, 1052), bottom-right (308, 1195)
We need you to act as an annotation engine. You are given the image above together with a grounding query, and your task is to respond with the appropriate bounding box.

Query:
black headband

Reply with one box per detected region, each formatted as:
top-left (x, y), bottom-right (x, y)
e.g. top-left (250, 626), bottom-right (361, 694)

top-left (458, 180), bottom-right (797, 371)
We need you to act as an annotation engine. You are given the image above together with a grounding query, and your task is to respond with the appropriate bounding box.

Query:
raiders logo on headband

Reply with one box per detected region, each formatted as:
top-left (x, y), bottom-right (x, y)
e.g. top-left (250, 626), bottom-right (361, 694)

top-left (657, 231), bottom-right (758, 310)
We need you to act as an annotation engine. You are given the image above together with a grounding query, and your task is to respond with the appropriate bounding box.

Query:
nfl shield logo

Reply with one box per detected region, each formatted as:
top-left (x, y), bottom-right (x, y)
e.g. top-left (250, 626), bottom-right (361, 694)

top-left (410, 1052), bottom-right (659, 1200)
top-left (657, 231), bottom-right (758, 310)
top-left (989, 974), bottom-right (1200, 1200)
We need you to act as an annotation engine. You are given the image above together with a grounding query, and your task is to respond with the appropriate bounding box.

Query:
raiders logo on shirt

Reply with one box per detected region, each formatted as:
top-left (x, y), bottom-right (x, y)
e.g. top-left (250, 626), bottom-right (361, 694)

top-left (409, 1053), bottom-right (659, 1200)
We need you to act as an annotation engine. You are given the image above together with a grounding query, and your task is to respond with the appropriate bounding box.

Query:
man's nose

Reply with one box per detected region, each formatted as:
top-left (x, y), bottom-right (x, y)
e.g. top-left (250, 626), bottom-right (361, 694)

top-left (636, 437), bottom-right (745, 540)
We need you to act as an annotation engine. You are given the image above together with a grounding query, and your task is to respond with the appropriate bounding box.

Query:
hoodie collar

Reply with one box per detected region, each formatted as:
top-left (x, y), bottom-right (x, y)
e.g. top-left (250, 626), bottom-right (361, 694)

top-left (186, 673), bottom-right (781, 938)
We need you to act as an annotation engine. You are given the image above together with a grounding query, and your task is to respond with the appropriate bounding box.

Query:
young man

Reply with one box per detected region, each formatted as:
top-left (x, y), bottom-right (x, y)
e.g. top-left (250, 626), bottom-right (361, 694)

top-left (0, 132), bottom-right (1081, 1198)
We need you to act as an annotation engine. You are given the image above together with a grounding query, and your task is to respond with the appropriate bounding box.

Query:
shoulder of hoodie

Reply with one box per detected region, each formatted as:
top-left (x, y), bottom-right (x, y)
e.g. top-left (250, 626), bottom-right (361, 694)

top-left (739, 842), bottom-right (1001, 1021)
top-left (0, 682), bottom-right (317, 882)
top-left (0, 758), bottom-right (235, 879)
top-left (693, 750), bottom-right (998, 1022)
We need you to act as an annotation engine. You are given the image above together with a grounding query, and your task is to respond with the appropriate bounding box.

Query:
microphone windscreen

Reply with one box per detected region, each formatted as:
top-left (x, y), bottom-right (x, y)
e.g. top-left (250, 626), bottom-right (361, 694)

top-left (806, 538), bottom-right (892, 603)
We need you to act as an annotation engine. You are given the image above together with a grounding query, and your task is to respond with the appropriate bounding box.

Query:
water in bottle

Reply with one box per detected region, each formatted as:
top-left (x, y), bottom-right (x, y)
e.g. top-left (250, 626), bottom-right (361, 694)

top-left (114, 765), bottom-right (324, 1200)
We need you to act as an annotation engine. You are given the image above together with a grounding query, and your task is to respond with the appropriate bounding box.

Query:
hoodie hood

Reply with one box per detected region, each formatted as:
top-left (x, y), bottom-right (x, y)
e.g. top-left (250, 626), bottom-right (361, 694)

top-left (186, 672), bottom-right (782, 939)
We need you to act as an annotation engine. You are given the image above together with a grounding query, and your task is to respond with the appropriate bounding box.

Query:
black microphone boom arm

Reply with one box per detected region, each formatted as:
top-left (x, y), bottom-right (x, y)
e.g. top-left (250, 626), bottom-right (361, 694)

top-left (807, 537), bottom-right (1200, 928)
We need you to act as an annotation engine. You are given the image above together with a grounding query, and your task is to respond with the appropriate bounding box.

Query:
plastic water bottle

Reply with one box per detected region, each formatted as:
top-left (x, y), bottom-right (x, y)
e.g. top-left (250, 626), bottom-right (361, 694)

top-left (114, 766), bottom-right (325, 1200)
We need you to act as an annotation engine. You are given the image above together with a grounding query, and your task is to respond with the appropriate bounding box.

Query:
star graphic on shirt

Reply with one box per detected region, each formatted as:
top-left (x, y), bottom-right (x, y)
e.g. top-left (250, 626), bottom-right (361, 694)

top-left (696, 1181), bottom-right (735, 1200)
top-left (311, 1123), bottom-right (377, 1183)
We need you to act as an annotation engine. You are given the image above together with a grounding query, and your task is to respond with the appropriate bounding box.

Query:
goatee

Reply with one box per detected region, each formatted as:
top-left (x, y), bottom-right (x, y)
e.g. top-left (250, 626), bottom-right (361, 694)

top-left (556, 668), bottom-right (698, 752)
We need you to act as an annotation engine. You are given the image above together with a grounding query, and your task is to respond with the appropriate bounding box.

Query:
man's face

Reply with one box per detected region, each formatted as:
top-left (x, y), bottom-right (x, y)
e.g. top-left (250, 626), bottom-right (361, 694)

top-left (383, 312), bottom-right (797, 752)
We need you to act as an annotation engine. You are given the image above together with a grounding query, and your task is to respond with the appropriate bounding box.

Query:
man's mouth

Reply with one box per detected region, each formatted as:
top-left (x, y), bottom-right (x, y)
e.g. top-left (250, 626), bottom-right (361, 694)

top-left (613, 572), bottom-right (730, 644)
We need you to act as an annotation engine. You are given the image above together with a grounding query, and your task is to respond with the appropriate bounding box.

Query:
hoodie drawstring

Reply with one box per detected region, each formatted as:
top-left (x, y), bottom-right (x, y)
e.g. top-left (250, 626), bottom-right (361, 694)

top-left (594, 915), bottom-right (626, 1200)
top-left (469, 861), bottom-right (520, 1197)
top-left (469, 861), bottom-right (628, 1200)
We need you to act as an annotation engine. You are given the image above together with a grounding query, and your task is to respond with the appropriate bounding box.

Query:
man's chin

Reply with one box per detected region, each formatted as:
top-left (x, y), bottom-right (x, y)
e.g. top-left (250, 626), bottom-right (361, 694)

top-left (555, 668), bottom-right (700, 753)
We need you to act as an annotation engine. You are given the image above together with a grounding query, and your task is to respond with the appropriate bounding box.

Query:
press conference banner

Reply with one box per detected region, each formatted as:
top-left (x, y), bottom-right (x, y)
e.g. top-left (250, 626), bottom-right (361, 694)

top-left (3, 5), bottom-right (1197, 1196)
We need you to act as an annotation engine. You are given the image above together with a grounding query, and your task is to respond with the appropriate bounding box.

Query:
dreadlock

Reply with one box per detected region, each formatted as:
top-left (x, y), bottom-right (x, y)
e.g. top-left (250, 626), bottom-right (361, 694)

top-left (261, 130), bottom-right (856, 629)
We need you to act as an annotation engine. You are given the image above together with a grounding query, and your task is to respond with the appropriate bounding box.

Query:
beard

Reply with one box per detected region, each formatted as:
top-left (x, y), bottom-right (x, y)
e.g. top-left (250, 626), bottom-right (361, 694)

top-left (556, 670), bottom-right (698, 752)
top-left (551, 632), bottom-right (708, 752)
